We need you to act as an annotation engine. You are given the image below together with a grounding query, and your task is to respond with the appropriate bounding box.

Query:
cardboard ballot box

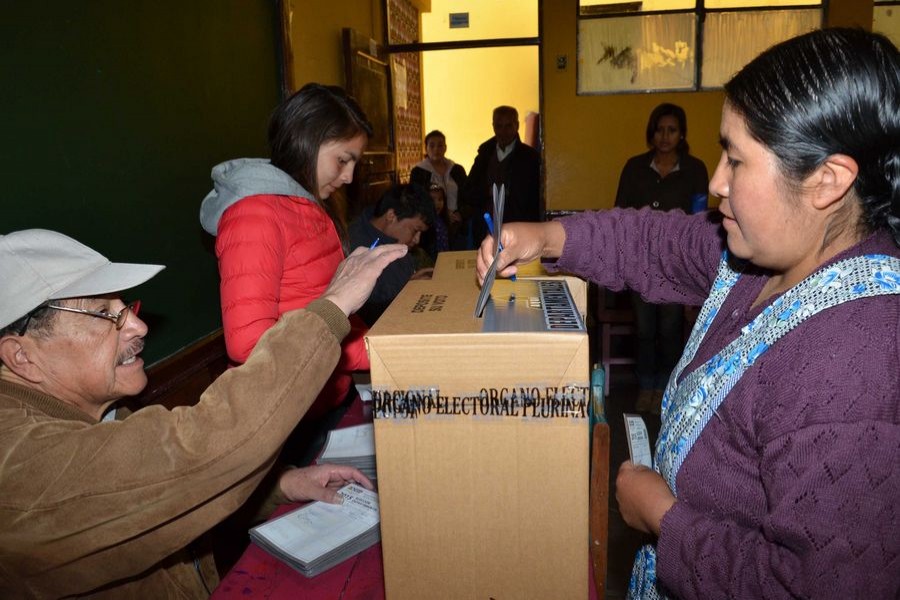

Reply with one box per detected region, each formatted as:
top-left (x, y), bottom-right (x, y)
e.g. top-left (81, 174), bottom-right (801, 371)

top-left (432, 250), bottom-right (589, 316)
top-left (366, 251), bottom-right (590, 599)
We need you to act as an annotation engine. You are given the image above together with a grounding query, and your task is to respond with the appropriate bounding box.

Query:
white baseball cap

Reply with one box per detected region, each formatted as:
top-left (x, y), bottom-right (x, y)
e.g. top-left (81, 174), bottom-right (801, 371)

top-left (0, 229), bottom-right (165, 330)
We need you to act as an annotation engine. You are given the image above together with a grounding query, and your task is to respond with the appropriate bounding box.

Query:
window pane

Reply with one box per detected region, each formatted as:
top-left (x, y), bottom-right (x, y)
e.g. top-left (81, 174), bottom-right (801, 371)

top-left (578, 13), bottom-right (696, 93)
top-left (701, 9), bottom-right (820, 88)
top-left (706, 0), bottom-right (820, 7)
top-left (874, 5), bottom-right (900, 48)
top-left (580, 0), bottom-right (695, 14)
top-left (419, 0), bottom-right (538, 44)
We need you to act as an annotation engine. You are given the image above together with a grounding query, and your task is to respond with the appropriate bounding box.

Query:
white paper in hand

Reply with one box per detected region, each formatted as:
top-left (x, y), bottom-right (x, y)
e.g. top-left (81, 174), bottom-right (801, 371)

top-left (623, 413), bottom-right (653, 468)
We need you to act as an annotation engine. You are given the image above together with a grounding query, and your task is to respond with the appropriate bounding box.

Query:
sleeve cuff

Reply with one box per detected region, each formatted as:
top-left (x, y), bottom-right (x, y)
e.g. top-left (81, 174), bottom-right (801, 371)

top-left (306, 299), bottom-right (351, 342)
top-left (549, 216), bottom-right (582, 273)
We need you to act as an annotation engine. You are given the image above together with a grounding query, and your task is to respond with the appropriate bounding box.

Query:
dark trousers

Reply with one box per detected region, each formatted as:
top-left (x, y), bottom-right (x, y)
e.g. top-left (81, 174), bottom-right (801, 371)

top-left (631, 293), bottom-right (685, 390)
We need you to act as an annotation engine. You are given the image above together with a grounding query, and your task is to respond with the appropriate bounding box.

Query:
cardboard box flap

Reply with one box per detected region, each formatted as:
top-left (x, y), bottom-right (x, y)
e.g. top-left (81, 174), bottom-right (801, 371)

top-left (433, 250), bottom-right (546, 280)
top-left (368, 332), bottom-right (589, 395)
top-left (369, 278), bottom-right (585, 337)
top-left (368, 279), bottom-right (479, 335)
top-left (429, 250), bottom-right (587, 320)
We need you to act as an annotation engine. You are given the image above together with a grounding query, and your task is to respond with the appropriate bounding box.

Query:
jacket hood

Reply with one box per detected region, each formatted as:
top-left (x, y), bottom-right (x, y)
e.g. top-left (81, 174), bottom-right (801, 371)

top-left (413, 157), bottom-right (457, 175)
top-left (199, 158), bottom-right (316, 235)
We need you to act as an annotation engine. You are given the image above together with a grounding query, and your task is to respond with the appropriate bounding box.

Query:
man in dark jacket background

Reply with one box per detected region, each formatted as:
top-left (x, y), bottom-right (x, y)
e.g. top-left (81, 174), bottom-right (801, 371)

top-left (349, 184), bottom-right (434, 326)
top-left (464, 105), bottom-right (541, 246)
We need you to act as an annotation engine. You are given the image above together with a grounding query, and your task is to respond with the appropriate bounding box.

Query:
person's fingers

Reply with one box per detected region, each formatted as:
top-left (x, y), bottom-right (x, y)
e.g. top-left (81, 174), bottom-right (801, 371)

top-left (411, 267), bottom-right (434, 281)
top-left (494, 250), bottom-right (520, 279)
top-left (316, 487), bottom-right (342, 504)
top-left (475, 236), bottom-right (497, 282)
top-left (350, 472), bottom-right (374, 490)
top-left (320, 465), bottom-right (373, 490)
top-left (323, 244), bottom-right (408, 314)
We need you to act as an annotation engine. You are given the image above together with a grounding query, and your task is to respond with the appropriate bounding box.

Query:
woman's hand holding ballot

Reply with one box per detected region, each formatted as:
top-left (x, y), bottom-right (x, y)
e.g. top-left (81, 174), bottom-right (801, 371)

top-left (615, 461), bottom-right (676, 536)
top-left (475, 221), bottom-right (567, 285)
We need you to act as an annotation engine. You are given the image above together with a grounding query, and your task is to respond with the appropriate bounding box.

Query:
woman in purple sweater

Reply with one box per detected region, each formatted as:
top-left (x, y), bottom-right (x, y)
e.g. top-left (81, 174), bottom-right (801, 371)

top-left (478, 29), bottom-right (899, 599)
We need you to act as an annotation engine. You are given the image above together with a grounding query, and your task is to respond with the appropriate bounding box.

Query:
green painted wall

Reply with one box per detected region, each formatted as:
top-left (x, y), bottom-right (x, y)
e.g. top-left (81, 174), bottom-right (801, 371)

top-left (1, 1), bottom-right (281, 364)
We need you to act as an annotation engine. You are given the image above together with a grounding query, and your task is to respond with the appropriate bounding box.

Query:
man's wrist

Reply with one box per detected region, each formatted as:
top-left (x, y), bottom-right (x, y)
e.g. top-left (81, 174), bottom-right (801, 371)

top-left (306, 299), bottom-right (351, 341)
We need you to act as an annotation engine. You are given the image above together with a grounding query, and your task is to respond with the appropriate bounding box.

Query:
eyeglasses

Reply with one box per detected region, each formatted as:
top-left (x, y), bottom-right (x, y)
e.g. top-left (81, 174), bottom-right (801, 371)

top-left (44, 300), bottom-right (141, 330)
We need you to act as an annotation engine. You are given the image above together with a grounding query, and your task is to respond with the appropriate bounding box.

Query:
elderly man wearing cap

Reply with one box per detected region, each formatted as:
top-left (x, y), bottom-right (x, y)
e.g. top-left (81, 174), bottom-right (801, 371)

top-left (0, 229), bottom-right (407, 598)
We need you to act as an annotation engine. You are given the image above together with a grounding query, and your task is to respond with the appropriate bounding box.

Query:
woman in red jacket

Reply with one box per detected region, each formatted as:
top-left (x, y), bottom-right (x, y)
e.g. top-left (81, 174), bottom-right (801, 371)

top-left (200, 83), bottom-right (372, 424)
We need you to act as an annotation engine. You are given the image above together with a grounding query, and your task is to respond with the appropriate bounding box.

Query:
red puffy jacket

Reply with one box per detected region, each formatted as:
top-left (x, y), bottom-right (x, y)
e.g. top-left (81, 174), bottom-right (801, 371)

top-left (216, 193), bottom-right (369, 417)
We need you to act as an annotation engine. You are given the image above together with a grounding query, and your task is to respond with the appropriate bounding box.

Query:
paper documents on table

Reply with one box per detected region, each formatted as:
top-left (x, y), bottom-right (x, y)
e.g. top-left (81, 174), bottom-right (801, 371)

top-left (249, 483), bottom-right (381, 578)
top-left (623, 413), bottom-right (653, 468)
top-left (316, 423), bottom-right (376, 481)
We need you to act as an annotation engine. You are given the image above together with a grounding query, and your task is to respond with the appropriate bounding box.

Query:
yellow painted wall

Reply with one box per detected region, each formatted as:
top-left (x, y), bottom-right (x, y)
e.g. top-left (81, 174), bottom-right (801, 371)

top-left (544, 3), bottom-right (724, 211)
top-left (281, 0), bottom-right (875, 211)
top-left (543, 0), bottom-right (874, 212)
top-left (422, 0), bottom-right (537, 40)
top-left (285, 0), bottom-right (384, 89)
top-left (421, 0), bottom-right (539, 172)
top-left (421, 47), bottom-right (539, 173)
top-left (874, 5), bottom-right (900, 47)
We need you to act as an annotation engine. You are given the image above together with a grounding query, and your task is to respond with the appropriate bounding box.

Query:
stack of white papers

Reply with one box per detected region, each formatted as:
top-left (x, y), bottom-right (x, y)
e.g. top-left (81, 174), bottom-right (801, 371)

top-left (249, 484), bottom-right (381, 578)
top-left (316, 423), bottom-right (376, 481)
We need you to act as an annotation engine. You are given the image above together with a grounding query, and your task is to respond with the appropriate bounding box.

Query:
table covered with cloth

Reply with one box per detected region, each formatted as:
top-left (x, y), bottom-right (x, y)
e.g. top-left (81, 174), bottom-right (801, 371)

top-left (212, 397), bottom-right (602, 599)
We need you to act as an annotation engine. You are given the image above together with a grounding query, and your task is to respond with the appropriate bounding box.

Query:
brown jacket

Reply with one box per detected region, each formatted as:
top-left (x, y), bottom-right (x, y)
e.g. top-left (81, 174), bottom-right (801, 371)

top-left (0, 300), bottom-right (349, 599)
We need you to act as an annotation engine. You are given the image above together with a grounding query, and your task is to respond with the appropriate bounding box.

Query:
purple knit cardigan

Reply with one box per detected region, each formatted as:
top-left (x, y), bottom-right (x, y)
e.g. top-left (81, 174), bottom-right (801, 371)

top-left (554, 208), bottom-right (900, 600)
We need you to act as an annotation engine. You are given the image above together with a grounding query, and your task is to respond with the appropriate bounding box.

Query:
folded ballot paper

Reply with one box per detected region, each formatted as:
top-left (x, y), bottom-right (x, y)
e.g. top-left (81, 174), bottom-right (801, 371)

top-left (623, 413), bottom-right (653, 468)
top-left (249, 483), bottom-right (381, 578)
top-left (316, 423), bottom-right (377, 481)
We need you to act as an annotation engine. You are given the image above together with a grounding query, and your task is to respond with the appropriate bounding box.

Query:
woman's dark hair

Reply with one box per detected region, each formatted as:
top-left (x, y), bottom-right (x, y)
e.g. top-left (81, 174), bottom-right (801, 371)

top-left (725, 28), bottom-right (900, 246)
top-left (645, 103), bottom-right (689, 154)
top-left (268, 83), bottom-right (373, 201)
top-left (424, 130), bottom-right (446, 147)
